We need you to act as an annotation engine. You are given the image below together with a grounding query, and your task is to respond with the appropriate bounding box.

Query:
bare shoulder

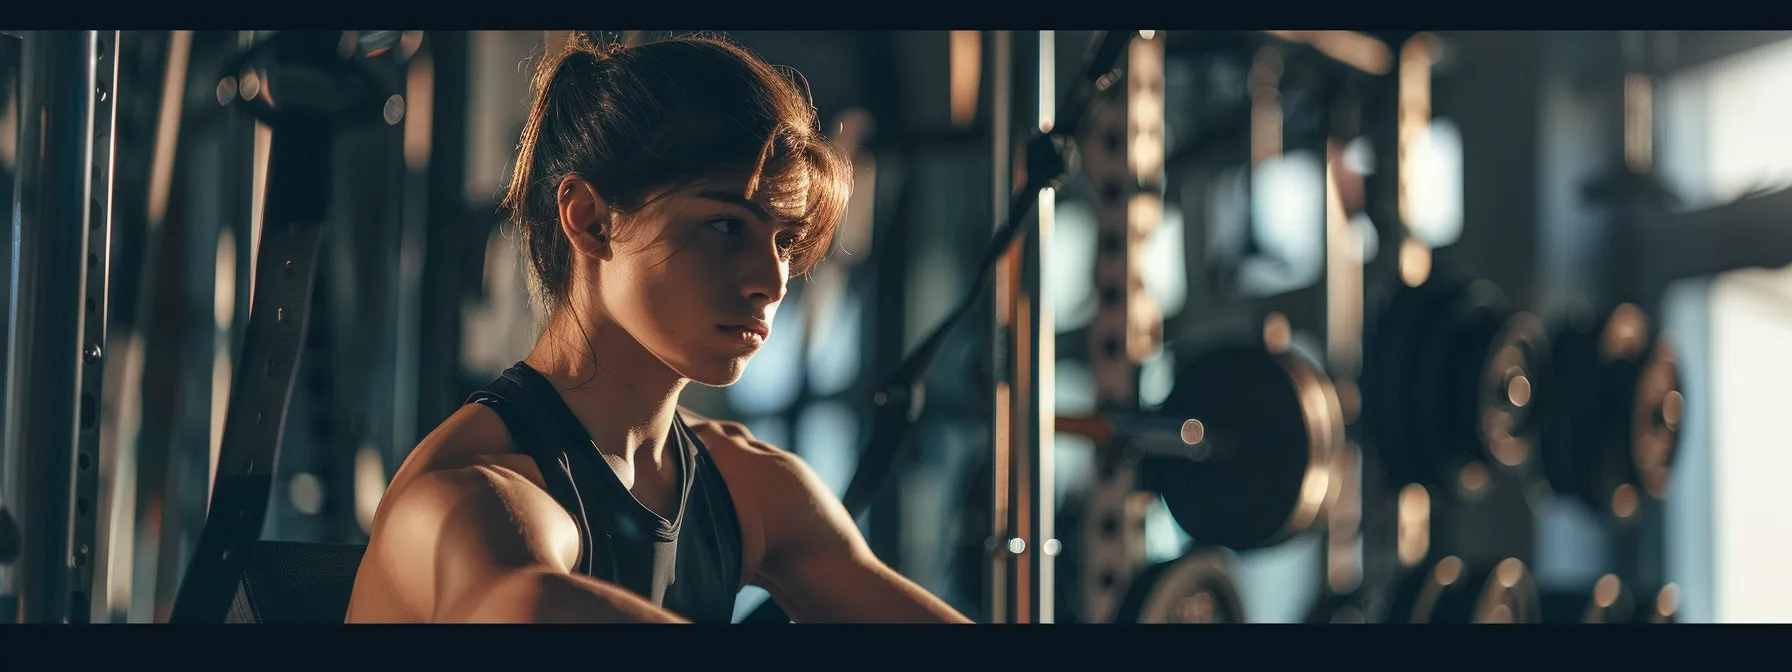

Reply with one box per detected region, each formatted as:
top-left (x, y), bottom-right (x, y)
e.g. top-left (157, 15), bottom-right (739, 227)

top-left (677, 407), bottom-right (848, 589)
top-left (377, 401), bottom-right (570, 545)
top-left (678, 407), bottom-right (813, 485)
top-left (388, 403), bottom-right (546, 496)
top-left (348, 403), bottom-right (573, 622)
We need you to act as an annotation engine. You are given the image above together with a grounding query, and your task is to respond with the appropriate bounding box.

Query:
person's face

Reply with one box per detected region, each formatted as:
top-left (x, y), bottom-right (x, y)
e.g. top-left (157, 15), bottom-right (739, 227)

top-left (568, 175), bottom-right (798, 387)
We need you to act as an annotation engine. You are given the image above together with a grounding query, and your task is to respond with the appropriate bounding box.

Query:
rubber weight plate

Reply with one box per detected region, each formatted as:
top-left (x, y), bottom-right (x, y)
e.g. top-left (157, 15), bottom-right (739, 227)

top-left (1147, 344), bottom-right (1342, 550)
top-left (1361, 273), bottom-right (1476, 488)
top-left (1541, 307), bottom-right (1603, 505)
top-left (1542, 304), bottom-right (1684, 514)
top-left (1617, 334), bottom-right (1683, 501)
top-left (1411, 279), bottom-right (1527, 488)
top-left (1112, 549), bottom-right (1247, 623)
top-left (1477, 312), bottom-right (1550, 474)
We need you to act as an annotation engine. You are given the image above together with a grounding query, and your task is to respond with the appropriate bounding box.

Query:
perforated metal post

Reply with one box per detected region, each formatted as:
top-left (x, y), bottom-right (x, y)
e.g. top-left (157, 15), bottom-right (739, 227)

top-left (1080, 31), bottom-right (1162, 624)
top-left (2, 29), bottom-right (115, 624)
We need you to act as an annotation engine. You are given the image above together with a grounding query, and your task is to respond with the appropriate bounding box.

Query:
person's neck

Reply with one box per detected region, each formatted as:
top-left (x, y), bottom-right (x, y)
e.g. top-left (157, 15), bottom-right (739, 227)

top-left (522, 309), bottom-right (688, 481)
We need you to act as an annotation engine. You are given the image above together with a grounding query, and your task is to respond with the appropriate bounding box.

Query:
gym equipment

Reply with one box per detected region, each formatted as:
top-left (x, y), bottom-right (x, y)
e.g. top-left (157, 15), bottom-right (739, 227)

top-left (1540, 302), bottom-right (1682, 517)
top-left (1111, 549), bottom-right (1247, 623)
top-left (1541, 573), bottom-right (1634, 624)
top-left (748, 30), bottom-right (1137, 626)
top-left (222, 541), bottom-right (366, 624)
top-left (1540, 574), bottom-right (1679, 624)
top-left (1360, 272), bottom-right (1549, 491)
top-left (831, 30), bottom-right (1132, 522)
top-left (2, 29), bottom-right (118, 625)
top-left (167, 30), bottom-right (398, 624)
top-left (1304, 590), bottom-right (1373, 624)
top-left (1059, 341), bottom-right (1343, 551)
top-left (1635, 583), bottom-right (1680, 624)
top-left (1077, 31), bottom-right (1165, 624)
top-left (1383, 555), bottom-right (1541, 623)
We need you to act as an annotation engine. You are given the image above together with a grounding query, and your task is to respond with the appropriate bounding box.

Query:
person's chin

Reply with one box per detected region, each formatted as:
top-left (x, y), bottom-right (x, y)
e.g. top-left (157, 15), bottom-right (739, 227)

top-left (683, 355), bottom-right (754, 387)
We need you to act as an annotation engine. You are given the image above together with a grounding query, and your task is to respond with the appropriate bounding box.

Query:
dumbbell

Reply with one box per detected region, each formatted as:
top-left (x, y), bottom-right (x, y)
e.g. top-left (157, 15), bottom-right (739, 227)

top-left (1361, 272), bottom-right (1550, 492)
top-left (1057, 340), bottom-right (1345, 550)
top-left (1111, 548), bottom-right (1248, 623)
top-left (1541, 574), bottom-right (1681, 623)
top-left (1540, 302), bottom-right (1683, 517)
top-left (1383, 555), bottom-right (1542, 623)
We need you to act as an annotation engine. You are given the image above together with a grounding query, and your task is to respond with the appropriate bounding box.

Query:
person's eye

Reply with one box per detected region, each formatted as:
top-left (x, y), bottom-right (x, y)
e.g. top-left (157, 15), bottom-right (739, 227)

top-left (708, 218), bottom-right (744, 235)
top-left (776, 232), bottom-right (799, 253)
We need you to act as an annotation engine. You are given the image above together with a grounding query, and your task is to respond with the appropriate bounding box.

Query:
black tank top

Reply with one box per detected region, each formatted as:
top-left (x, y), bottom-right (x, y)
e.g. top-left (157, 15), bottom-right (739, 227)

top-left (464, 362), bottom-right (744, 623)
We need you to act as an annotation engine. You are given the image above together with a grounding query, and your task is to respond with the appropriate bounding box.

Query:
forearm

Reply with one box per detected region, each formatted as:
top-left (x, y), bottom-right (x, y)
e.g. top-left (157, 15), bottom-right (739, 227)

top-left (761, 556), bottom-right (973, 624)
top-left (856, 566), bottom-right (973, 624)
top-left (442, 569), bottom-right (690, 624)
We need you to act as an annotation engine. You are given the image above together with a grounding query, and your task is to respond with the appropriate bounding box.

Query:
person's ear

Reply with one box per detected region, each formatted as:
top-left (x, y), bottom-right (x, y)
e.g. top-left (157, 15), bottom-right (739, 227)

top-left (557, 175), bottom-right (613, 261)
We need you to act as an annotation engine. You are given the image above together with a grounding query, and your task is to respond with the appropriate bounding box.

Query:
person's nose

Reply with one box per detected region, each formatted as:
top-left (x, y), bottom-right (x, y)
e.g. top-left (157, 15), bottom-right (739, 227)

top-left (740, 238), bottom-right (788, 309)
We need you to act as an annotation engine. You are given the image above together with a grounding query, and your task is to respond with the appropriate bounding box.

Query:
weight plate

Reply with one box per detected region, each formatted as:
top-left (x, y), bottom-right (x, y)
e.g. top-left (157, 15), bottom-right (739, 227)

top-left (1478, 312), bottom-right (1549, 473)
top-left (1385, 556), bottom-right (1541, 624)
top-left (1112, 549), bottom-right (1247, 624)
top-left (1362, 273), bottom-right (1475, 489)
top-left (1628, 336), bottom-right (1683, 500)
top-left (1413, 279), bottom-right (1518, 489)
top-left (1541, 309), bottom-right (1604, 506)
top-left (1542, 304), bottom-right (1684, 514)
top-left (1149, 344), bottom-right (1341, 550)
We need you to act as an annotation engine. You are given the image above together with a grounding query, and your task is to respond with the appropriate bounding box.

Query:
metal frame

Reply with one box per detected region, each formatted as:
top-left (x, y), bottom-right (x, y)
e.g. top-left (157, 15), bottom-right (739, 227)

top-left (1078, 31), bottom-right (1161, 625)
top-left (987, 29), bottom-right (1061, 625)
top-left (2, 29), bottom-right (117, 624)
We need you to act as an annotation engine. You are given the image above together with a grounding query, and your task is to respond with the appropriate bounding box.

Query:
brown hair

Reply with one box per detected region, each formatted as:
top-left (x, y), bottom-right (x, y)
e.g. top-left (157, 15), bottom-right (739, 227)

top-left (501, 32), bottom-right (852, 314)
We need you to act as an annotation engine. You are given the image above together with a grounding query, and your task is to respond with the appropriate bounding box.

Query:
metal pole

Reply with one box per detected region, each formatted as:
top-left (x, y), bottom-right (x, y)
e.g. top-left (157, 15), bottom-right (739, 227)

top-left (1030, 29), bottom-right (1057, 625)
top-left (986, 28), bottom-right (1011, 625)
top-left (996, 29), bottom-right (1058, 625)
top-left (0, 35), bottom-right (18, 608)
top-left (3, 29), bottom-right (109, 624)
top-left (1081, 32), bottom-right (1150, 625)
top-left (75, 29), bottom-right (118, 625)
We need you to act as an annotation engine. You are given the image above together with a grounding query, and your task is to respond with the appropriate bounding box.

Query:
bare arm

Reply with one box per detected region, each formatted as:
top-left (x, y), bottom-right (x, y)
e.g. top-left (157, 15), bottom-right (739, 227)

top-left (366, 464), bottom-right (687, 623)
top-left (750, 451), bottom-right (971, 624)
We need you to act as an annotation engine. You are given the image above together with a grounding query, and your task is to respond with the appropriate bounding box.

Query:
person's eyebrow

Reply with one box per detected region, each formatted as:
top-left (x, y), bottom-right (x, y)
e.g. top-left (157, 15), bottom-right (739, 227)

top-left (691, 190), bottom-right (770, 222)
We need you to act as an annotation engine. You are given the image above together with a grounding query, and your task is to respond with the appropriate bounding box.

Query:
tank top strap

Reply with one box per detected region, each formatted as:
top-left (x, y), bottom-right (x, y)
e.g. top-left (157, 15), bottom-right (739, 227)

top-left (673, 410), bottom-right (745, 595)
top-left (465, 370), bottom-right (597, 577)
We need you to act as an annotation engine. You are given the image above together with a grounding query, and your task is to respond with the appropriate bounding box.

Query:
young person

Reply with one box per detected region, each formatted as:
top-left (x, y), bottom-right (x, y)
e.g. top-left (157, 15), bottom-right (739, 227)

top-left (344, 33), bottom-right (970, 624)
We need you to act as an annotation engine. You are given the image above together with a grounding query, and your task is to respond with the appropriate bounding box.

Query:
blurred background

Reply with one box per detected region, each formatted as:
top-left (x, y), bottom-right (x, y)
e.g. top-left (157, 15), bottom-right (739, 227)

top-left (2, 29), bottom-right (1790, 624)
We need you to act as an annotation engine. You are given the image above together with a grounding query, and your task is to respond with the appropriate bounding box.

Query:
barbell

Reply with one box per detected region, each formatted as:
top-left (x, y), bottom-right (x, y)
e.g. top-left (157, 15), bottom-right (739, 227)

top-left (1057, 339), bottom-right (1343, 551)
